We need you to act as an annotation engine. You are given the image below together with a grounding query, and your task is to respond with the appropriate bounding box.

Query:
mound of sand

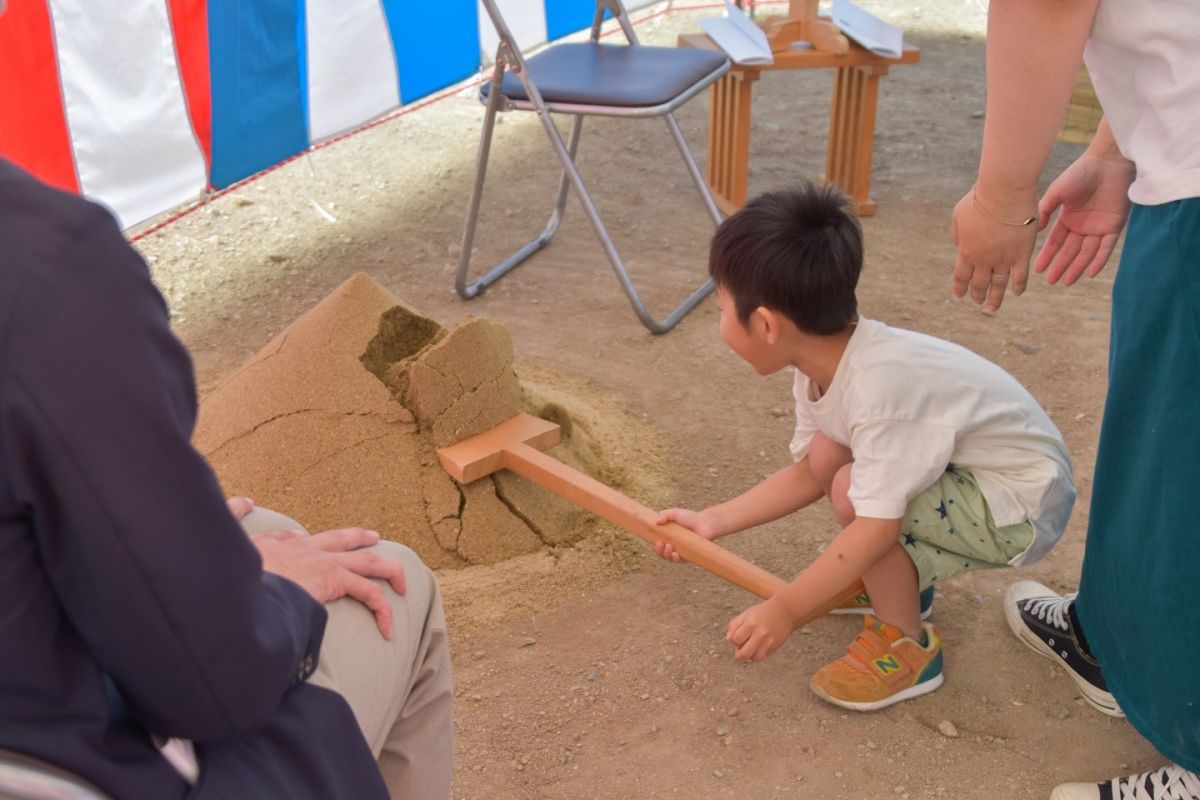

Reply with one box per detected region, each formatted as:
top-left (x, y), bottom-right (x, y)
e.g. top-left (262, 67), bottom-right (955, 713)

top-left (194, 272), bottom-right (663, 570)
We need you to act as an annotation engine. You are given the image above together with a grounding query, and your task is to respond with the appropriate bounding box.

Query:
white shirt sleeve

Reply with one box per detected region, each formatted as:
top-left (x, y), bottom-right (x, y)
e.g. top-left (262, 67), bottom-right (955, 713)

top-left (847, 418), bottom-right (957, 520)
top-left (789, 372), bottom-right (820, 462)
top-left (789, 415), bottom-right (821, 463)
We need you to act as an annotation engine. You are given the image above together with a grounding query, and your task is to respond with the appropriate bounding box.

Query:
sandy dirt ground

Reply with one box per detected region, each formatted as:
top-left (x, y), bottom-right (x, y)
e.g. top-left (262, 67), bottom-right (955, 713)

top-left (134, 2), bottom-right (1157, 797)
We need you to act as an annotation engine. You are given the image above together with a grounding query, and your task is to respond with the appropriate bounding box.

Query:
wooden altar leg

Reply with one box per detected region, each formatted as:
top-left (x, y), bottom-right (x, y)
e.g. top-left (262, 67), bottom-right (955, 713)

top-left (825, 64), bottom-right (888, 216)
top-left (706, 68), bottom-right (760, 215)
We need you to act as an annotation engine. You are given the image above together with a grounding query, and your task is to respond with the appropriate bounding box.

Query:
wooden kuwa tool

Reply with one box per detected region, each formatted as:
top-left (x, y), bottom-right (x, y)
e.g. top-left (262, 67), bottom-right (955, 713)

top-left (437, 413), bottom-right (865, 624)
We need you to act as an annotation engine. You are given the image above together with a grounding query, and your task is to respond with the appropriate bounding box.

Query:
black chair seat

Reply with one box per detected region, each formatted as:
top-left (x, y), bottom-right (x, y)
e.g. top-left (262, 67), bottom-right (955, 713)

top-left (483, 42), bottom-right (728, 107)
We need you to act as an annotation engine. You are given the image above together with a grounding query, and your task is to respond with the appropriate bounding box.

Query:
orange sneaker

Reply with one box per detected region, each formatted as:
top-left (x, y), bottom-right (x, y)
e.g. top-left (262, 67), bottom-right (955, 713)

top-left (810, 615), bottom-right (944, 711)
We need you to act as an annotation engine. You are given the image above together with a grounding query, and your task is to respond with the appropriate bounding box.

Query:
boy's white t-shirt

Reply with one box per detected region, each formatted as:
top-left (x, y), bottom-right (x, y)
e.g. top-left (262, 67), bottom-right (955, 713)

top-left (789, 318), bottom-right (1076, 566)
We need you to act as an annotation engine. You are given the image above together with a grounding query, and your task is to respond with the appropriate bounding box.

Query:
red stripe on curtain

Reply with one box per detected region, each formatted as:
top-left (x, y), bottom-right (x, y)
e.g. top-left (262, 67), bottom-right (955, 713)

top-left (168, 0), bottom-right (212, 170)
top-left (0, 0), bottom-right (78, 192)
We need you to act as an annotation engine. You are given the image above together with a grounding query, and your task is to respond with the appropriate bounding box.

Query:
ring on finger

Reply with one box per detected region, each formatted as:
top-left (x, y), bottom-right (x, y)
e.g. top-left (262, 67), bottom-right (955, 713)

top-left (991, 271), bottom-right (1010, 282)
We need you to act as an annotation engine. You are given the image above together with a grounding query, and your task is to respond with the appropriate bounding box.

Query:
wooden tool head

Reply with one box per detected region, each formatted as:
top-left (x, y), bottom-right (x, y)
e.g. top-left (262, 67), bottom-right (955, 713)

top-left (436, 413), bottom-right (562, 483)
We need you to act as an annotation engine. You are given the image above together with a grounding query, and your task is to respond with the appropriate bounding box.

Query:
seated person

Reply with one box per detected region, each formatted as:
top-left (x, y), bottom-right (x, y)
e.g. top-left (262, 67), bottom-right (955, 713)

top-left (657, 183), bottom-right (1076, 711)
top-left (0, 150), bottom-right (452, 798)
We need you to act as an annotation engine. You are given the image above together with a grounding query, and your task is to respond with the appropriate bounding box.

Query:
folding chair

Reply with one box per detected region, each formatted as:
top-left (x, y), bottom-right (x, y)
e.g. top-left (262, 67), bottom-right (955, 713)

top-left (458, 0), bottom-right (731, 334)
top-left (0, 749), bottom-right (112, 800)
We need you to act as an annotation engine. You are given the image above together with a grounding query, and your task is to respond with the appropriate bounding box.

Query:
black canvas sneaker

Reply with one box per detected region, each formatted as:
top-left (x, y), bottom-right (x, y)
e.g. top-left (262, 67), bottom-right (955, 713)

top-left (1005, 580), bottom-right (1124, 718)
top-left (1052, 764), bottom-right (1200, 800)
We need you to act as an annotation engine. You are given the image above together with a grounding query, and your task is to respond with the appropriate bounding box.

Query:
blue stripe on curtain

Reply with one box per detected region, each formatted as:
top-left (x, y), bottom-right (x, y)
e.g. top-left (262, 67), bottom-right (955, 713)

top-left (385, 0), bottom-right (481, 105)
top-left (545, 0), bottom-right (602, 41)
top-left (208, 0), bottom-right (310, 188)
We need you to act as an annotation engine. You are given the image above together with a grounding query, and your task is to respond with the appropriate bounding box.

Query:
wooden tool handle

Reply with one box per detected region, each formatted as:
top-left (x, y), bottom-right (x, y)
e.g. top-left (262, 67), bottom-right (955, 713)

top-left (506, 443), bottom-right (785, 598)
top-left (505, 443), bottom-right (866, 620)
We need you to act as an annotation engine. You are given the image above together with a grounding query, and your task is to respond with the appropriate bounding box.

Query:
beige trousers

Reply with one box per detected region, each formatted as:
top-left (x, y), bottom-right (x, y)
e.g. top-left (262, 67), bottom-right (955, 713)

top-left (241, 508), bottom-right (454, 799)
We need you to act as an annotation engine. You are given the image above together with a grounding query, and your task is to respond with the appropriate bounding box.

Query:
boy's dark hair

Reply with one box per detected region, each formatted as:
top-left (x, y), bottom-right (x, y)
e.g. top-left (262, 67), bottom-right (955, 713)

top-left (708, 182), bottom-right (863, 335)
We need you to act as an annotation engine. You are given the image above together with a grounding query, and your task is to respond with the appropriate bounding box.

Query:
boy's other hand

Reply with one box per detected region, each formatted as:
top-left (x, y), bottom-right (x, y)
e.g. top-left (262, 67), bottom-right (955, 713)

top-left (727, 597), bottom-right (793, 662)
top-left (653, 508), bottom-right (721, 562)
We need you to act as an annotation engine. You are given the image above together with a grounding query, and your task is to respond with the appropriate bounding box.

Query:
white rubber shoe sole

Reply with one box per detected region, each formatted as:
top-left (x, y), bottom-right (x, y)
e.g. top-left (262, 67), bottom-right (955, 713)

top-left (810, 672), bottom-right (944, 712)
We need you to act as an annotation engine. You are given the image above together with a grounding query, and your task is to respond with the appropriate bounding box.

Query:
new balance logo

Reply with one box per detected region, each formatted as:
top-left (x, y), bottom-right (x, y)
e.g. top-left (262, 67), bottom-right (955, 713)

top-left (873, 655), bottom-right (902, 675)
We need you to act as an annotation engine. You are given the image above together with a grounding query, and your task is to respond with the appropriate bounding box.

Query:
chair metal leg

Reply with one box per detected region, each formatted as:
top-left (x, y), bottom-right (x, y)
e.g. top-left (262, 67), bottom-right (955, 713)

top-left (456, 57), bottom-right (508, 299)
top-left (665, 111), bottom-right (724, 226)
top-left (464, 99), bottom-right (719, 332)
top-left (526, 104), bottom-right (714, 334)
top-left (459, 1), bottom-right (723, 333)
top-left (457, 91), bottom-right (583, 298)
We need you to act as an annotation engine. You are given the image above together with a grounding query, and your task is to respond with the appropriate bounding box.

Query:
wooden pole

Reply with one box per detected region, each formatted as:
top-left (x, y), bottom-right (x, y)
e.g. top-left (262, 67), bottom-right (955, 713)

top-left (503, 441), bottom-right (865, 623)
top-left (438, 413), bottom-right (866, 624)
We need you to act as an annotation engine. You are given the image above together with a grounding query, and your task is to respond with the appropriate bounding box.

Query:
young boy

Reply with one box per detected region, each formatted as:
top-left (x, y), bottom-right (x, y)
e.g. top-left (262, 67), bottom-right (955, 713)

top-left (657, 183), bottom-right (1075, 711)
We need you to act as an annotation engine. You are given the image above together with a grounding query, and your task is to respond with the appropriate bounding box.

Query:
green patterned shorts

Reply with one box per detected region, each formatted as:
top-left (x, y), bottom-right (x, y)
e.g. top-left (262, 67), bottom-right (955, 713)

top-left (900, 466), bottom-right (1034, 591)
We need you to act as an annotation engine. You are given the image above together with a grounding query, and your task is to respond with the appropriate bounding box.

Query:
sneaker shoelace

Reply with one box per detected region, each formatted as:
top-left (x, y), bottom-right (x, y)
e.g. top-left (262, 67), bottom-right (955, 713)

top-left (1022, 592), bottom-right (1078, 632)
top-left (1114, 765), bottom-right (1200, 800)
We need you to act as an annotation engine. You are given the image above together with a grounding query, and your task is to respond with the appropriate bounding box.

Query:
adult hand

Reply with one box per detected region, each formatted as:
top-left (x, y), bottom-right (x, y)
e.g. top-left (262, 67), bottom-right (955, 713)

top-left (653, 507), bottom-right (721, 562)
top-left (226, 496), bottom-right (255, 521)
top-left (254, 528), bottom-right (407, 639)
top-left (1033, 150), bottom-right (1134, 285)
top-left (727, 596), bottom-right (793, 662)
top-left (950, 185), bottom-right (1039, 312)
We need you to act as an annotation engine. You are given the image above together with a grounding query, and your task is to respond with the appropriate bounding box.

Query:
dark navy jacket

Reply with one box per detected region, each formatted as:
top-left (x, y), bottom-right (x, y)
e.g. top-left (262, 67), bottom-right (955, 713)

top-left (0, 160), bottom-right (388, 798)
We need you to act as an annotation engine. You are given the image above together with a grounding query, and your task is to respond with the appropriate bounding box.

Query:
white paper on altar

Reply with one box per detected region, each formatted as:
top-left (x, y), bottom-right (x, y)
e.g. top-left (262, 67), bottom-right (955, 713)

top-left (831, 0), bottom-right (903, 58)
top-left (699, 0), bottom-right (774, 65)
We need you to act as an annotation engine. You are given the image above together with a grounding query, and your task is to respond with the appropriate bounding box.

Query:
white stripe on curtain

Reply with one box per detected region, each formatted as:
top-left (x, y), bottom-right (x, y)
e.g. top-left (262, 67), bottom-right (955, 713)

top-left (306, 0), bottom-right (401, 143)
top-left (478, 0), bottom-right (548, 63)
top-left (49, 0), bottom-right (207, 228)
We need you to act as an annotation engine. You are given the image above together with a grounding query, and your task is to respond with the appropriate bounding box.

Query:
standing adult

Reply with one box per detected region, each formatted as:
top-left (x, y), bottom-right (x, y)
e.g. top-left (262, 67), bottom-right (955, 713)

top-left (949, 1), bottom-right (1200, 798)
top-left (0, 78), bottom-right (453, 800)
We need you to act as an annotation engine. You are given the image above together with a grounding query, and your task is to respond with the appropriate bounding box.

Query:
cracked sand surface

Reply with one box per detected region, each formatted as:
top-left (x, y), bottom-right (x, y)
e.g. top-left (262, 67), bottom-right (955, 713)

top-left (194, 272), bottom-right (658, 570)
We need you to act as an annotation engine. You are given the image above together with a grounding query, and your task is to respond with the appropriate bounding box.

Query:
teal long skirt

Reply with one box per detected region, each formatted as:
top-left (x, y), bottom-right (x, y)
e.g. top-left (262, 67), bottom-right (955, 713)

top-left (1077, 197), bottom-right (1200, 770)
